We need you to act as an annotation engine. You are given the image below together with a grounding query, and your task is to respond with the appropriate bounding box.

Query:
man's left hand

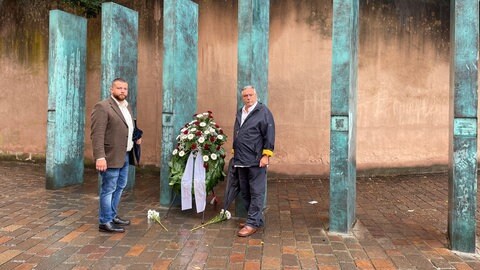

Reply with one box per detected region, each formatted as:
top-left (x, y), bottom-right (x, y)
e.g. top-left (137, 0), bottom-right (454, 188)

top-left (259, 155), bottom-right (269, 168)
top-left (136, 138), bottom-right (142, 144)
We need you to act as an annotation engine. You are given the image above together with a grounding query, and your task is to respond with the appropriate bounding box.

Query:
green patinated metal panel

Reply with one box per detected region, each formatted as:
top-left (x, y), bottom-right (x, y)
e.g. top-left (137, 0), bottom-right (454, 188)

top-left (237, 0), bottom-right (270, 107)
top-left (160, 0), bottom-right (198, 206)
top-left (329, 0), bottom-right (358, 233)
top-left (236, 0), bottom-right (270, 218)
top-left (448, 0), bottom-right (478, 253)
top-left (46, 10), bottom-right (87, 190)
top-left (101, 2), bottom-right (138, 190)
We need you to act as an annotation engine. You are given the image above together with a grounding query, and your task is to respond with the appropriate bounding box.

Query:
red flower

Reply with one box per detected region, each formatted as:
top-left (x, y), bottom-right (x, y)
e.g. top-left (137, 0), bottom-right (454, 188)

top-left (191, 143), bottom-right (197, 150)
top-left (209, 136), bottom-right (216, 142)
top-left (204, 144), bottom-right (211, 150)
top-left (195, 131), bottom-right (202, 136)
top-left (215, 124), bottom-right (220, 128)
top-left (219, 129), bottom-right (224, 134)
top-left (208, 110), bottom-right (213, 114)
top-left (216, 145), bottom-right (221, 150)
top-left (203, 163), bottom-right (209, 169)
top-left (183, 130), bottom-right (188, 134)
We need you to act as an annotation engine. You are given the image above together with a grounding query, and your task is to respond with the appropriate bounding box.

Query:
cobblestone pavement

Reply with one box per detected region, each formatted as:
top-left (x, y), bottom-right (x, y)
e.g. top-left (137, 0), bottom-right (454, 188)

top-left (1, 161), bottom-right (480, 269)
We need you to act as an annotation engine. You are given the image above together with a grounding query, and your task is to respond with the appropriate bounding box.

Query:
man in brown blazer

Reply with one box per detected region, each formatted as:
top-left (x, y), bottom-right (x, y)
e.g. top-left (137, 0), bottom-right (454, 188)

top-left (91, 78), bottom-right (141, 233)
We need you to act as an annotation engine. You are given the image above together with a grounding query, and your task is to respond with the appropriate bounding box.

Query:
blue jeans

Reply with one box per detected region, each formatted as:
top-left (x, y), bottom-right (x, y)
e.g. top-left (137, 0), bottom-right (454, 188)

top-left (99, 154), bottom-right (129, 224)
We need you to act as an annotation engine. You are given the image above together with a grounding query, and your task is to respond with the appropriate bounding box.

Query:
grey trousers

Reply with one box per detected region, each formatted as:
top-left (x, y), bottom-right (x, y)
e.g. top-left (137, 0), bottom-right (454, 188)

top-left (237, 166), bottom-right (267, 228)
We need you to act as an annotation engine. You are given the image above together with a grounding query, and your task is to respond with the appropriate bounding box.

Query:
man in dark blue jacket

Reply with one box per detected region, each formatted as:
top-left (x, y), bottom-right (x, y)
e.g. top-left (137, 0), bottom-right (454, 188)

top-left (233, 85), bottom-right (275, 237)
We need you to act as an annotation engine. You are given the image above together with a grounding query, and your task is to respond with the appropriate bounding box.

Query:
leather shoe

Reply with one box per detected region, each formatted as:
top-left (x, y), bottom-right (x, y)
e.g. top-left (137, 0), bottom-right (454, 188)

top-left (99, 222), bottom-right (125, 233)
top-left (113, 216), bottom-right (130, 226)
top-left (237, 225), bottom-right (257, 237)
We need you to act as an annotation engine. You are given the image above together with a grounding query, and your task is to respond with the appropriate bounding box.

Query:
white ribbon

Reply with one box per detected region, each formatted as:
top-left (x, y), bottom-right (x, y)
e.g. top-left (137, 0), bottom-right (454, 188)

top-left (193, 153), bottom-right (206, 213)
top-left (181, 152), bottom-right (194, 211)
top-left (180, 151), bottom-right (207, 213)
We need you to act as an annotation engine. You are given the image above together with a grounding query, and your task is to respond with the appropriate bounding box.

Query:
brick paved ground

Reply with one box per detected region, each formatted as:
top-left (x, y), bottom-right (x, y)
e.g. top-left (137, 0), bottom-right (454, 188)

top-left (0, 161), bottom-right (480, 269)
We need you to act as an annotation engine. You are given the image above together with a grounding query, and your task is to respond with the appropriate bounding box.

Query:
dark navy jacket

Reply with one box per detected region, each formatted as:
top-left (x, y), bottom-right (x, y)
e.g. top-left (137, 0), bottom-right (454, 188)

top-left (233, 103), bottom-right (275, 167)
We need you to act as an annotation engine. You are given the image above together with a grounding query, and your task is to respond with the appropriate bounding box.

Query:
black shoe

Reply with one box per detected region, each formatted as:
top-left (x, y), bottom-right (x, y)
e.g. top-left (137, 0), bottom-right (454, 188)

top-left (113, 216), bottom-right (131, 226)
top-left (99, 222), bottom-right (125, 233)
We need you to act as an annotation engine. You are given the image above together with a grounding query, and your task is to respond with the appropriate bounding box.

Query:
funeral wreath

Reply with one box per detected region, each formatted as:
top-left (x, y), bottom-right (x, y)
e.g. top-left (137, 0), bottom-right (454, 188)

top-left (168, 111), bottom-right (228, 194)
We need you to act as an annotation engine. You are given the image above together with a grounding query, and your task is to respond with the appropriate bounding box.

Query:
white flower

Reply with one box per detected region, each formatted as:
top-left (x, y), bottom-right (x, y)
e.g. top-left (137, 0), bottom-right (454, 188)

top-left (220, 209), bottom-right (232, 219)
top-left (199, 122), bottom-right (206, 127)
top-left (203, 112), bottom-right (209, 116)
top-left (187, 134), bottom-right (194, 140)
top-left (172, 149), bottom-right (178, 155)
top-left (198, 137), bottom-right (205, 143)
top-left (181, 135), bottom-right (187, 141)
top-left (190, 127), bottom-right (197, 132)
top-left (203, 155), bottom-right (209, 162)
top-left (217, 135), bottom-right (224, 140)
top-left (147, 209), bottom-right (168, 231)
top-left (147, 209), bottom-right (159, 219)
top-left (210, 153), bottom-right (217, 160)
top-left (209, 128), bottom-right (215, 133)
top-left (179, 150), bottom-right (185, 157)
top-left (211, 122), bottom-right (216, 125)
top-left (204, 130), bottom-right (210, 135)
top-left (196, 114), bottom-right (203, 118)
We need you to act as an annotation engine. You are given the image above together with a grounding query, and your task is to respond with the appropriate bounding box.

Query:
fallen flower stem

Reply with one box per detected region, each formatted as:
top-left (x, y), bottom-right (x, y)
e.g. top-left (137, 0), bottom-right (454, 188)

top-left (191, 213), bottom-right (228, 231)
top-left (154, 217), bottom-right (169, 231)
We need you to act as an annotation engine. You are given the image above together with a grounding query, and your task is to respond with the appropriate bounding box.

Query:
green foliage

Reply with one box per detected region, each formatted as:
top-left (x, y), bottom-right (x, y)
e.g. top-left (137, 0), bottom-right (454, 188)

top-left (60, 0), bottom-right (107, 18)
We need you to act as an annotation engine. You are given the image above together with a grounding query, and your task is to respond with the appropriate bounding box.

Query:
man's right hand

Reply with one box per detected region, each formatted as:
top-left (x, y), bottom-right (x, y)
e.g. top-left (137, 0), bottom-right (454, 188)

top-left (96, 159), bottom-right (107, 172)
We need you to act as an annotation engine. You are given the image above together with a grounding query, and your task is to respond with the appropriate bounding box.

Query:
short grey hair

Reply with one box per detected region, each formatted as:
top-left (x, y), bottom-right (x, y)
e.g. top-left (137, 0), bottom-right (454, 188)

top-left (241, 85), bottom-right (256, 93)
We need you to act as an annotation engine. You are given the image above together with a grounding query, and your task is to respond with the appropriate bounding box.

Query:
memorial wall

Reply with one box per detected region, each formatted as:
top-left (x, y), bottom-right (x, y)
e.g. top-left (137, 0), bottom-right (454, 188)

top-left (0, 0), bottom-right (453, 175)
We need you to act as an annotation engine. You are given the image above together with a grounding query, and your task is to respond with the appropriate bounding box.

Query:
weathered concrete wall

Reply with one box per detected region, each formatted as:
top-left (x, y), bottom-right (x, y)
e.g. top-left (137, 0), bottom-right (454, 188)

top-left (0, 0), bottom-right (454, 176)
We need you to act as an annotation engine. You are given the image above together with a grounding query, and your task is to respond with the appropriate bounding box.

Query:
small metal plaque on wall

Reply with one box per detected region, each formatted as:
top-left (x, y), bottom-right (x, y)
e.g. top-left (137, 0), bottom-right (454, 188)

top-left (454, 118), bottom-right (477, 137)
top-left (331, 116), bottom-right (349, 132)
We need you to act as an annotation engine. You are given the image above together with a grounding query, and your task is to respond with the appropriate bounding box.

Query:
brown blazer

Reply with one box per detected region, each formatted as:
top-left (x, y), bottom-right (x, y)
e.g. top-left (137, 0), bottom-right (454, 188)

top-left (91, 97), bottom-right (133, 168)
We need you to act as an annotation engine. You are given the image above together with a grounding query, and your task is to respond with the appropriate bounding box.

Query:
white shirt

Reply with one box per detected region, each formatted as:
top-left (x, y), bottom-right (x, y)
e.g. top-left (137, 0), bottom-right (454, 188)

top-left (112, 96), bottom-right (134, 152)
top-left (241, 102), bottom-right (257, 126)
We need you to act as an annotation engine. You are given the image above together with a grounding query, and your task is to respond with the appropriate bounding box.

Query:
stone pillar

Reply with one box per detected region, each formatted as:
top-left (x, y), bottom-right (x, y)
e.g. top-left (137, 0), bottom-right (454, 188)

top-left (46, 10), bottom-right (87, 189)
top-left (329, 0), bottom-right (359, 233)
top-left (448, 0), bottom-right (478, 253)
top-left (160, 0), bottom-right (198, 206)
top-left (236, 0), bottom-right (270, 217)
top-left (101, 2), bottom-right (138, 190)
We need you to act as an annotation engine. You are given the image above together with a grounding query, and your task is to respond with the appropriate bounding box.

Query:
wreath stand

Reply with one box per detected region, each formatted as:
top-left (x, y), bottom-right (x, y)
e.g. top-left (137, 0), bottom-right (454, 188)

top-left (163, 154), bottom-right (218, 224)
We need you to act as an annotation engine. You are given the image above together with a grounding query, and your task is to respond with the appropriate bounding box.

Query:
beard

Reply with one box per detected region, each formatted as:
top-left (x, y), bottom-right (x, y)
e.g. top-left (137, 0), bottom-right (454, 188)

top-left (113, 93), bottom-right (127, 101)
